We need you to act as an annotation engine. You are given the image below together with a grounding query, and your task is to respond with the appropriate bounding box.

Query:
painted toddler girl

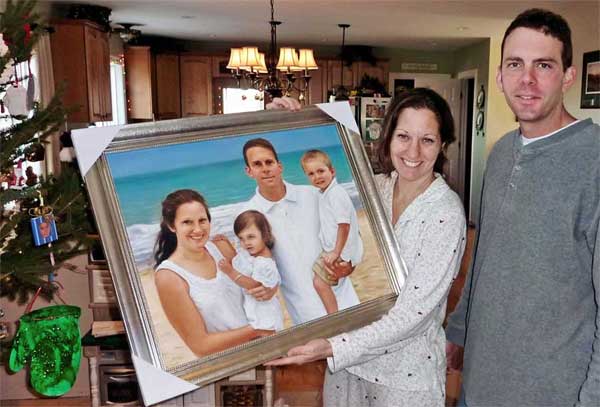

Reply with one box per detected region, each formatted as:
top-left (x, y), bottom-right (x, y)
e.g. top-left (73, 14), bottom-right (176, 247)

top-left (219, 210), bottom-right (284, 332)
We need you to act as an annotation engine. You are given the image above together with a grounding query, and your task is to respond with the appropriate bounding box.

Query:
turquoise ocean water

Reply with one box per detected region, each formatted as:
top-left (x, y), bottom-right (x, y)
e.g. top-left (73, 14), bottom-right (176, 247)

top-left (112, 145), bottom-right (354, 227)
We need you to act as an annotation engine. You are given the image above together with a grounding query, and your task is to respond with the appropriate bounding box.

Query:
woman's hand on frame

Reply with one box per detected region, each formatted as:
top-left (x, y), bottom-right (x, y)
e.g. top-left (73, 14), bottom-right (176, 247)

top-left (265, 338), bottom-right (333, 366)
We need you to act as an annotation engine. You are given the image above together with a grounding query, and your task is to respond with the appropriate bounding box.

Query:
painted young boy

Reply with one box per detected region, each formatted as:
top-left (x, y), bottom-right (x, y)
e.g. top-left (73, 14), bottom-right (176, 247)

top-left (301, 149), bottom-right (363, 314)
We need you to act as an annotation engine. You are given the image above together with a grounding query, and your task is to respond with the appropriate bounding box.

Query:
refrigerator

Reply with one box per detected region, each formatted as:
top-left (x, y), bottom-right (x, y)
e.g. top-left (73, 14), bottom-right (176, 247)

top-left (357, 96), bottom-right (392, 173)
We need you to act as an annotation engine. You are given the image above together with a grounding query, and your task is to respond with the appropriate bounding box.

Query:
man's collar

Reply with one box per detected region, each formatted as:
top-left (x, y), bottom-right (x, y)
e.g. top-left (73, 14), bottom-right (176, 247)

top-left (252, 181), bottom-right (298, 212)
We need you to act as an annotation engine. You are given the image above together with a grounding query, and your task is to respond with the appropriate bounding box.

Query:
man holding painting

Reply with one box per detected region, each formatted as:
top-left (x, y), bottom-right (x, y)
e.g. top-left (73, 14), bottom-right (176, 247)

top-left (240, 137), bottom-right (360, 325)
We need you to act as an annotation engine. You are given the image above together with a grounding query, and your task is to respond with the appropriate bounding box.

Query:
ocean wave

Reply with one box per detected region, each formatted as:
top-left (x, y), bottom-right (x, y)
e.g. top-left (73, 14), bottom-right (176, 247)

top-left (127, 223), bottom-right (160, 268)
top-left (128, 183), bottom-right (363, 268)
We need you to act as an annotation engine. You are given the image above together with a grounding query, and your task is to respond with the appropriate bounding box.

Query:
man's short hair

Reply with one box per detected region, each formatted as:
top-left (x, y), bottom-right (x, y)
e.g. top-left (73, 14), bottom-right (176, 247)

top-left (501, 8), bottom-right (572, 70)
top-left (242, 138), bottom-right (279, 166)
top-left (300, 149), bottom-right (333, 171)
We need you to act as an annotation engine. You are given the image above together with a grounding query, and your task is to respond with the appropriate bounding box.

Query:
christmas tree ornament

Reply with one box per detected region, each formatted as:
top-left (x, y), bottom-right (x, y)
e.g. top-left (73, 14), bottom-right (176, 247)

top-left (14, 159), bottom-right (24, 186)
top-left (0, 321), bottom-right (9, 340)
top-left (29, 205), bottom-right (58, 246)
top-left (59, 130), bottom-right (75, 163)
top-left (4, 83), bottom-right (28, 115)
top-left (26, 72), bottom-right (35, 110)
top-left (9, 304), bottom-right (82, 396)
top-left (24, 165), bottom-right (37, 186)
top-left (23, 141), bottom-right (45, 161)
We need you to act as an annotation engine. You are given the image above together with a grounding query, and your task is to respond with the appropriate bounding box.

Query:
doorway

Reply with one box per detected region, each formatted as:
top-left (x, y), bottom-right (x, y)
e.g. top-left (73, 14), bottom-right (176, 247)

top-left (458, 78), bottom-right (474, 220)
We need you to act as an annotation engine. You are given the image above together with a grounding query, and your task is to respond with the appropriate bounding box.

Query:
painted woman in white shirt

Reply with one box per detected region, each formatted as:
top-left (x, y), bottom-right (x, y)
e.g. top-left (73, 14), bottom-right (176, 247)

top-left (154, 189), bottom-right (272, 357)
top-left (268, 89), bottom-right (467, 406)
top-left (218, 210), bottom-right (284, 332)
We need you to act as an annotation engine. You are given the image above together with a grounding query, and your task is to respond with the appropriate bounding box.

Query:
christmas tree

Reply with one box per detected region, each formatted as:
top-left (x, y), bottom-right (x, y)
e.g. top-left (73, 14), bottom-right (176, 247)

top-left (1, 0), bottom-right (92, 305)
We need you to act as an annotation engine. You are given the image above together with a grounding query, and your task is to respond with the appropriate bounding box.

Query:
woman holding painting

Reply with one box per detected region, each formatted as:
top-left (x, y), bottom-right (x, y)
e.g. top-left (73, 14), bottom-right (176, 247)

top-left (267, 88), bottom-right (467, 406)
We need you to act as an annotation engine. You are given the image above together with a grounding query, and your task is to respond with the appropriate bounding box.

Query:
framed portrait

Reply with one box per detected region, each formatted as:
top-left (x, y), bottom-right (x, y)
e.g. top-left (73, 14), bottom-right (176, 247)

top-left (83, 107), bottom-right (405, 388)
top-left (580, 50), bottom-right (600, 109)
top-left (30, 213), bottom-right (58, 246)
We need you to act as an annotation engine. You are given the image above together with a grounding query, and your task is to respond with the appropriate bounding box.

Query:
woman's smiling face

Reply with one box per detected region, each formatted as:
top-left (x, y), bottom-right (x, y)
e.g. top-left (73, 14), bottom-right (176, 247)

top-left (170, 201), bottom-right (211, 252)
top-left (389, 107), bottom-right (442, 183)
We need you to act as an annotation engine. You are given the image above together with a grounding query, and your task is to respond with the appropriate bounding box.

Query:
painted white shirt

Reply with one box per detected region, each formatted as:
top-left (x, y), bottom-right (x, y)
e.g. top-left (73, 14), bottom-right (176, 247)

top-left (244, 181), bottom-right (360, 325)
top-left (156, 241), bottom-right (248, 333)
top-left (327, 172), bottom-right (466, 398)
top-left (318, 178), bottom-right (364, 266)
top-left (232, 250), bottom-right (284, 331)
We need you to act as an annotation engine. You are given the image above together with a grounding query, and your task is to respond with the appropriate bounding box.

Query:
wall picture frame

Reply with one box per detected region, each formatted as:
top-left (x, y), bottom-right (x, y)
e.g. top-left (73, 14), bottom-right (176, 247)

top-left (580, 50), bottom-right (600, 109)
top-left (82, 107), bottom-right (405, 389)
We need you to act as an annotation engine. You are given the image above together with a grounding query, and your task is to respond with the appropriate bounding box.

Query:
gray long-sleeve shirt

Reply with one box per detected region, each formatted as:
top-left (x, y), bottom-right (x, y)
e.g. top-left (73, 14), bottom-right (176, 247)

top-left (446, 119), bottom-right (600, 406)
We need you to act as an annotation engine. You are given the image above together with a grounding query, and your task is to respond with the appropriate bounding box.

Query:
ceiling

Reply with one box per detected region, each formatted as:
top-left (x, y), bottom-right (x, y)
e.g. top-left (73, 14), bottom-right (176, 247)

top-left (50, 0), bottom-right (599, 51)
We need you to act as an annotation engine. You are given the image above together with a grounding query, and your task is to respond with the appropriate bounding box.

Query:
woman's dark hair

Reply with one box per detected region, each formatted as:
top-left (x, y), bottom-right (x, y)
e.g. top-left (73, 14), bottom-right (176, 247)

top-left (376, 87), bottom-right (455, 175)
top-left (154, 189), bottom-right (211, 267)
top-left (233, 210), bottom-right (275, 249)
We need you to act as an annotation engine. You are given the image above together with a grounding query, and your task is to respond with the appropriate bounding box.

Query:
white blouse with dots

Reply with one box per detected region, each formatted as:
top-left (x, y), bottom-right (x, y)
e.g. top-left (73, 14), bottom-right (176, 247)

top-left (327, 172), bottom-right (467, 397)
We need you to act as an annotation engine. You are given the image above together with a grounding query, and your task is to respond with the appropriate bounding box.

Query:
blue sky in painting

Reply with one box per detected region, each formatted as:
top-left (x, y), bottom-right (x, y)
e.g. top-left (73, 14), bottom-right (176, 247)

top-left (107, 124), bottom-right (341, 179)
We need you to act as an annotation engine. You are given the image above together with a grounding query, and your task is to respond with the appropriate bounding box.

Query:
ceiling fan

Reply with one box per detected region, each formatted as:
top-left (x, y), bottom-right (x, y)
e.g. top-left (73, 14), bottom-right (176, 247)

top-left (112, 23), bottom-right (144, 43)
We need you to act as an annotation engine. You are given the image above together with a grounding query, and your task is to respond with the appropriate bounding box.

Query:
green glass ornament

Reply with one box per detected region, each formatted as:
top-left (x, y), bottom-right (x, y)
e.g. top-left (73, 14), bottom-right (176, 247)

top-left (9, 305), bottom-right (82, 397)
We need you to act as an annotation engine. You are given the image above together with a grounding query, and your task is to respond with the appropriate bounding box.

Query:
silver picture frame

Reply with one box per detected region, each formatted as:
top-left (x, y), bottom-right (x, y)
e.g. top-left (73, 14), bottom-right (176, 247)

top-left (84, 106), bottom-right (406, 387)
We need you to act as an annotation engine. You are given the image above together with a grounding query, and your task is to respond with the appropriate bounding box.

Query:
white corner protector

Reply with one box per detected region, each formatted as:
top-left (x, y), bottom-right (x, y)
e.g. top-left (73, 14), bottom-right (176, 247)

top-left (316, 101), bottom-right (360, 135)
top-left (132, 354), bottom-right (199, 405)
top-left (71, 125), bottom-right (124, 178)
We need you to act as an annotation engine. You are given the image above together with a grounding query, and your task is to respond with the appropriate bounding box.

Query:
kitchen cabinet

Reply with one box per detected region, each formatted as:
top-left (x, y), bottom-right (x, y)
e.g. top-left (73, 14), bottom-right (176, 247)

top-left (124, 52), bottom-right (214, 120)
top-left (154, 53), bottom-right (181, 120)
top-left (51, 20), bottom-right (112, 123)
top-left (124, 46), bottom-right (153, 121)
top-left (326, 59), bottom-right (357, 95)
top-left (180, 55), bottom-right (212, 116)
top-left (306, 59), bottom-right (327, 104)
top-left (325, 59), bottom-right (390, 97)
top-left (356, 60), bottom-right (390, 90)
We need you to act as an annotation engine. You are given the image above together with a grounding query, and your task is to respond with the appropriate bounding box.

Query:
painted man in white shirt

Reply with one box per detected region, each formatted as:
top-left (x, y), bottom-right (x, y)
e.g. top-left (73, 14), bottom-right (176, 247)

top-left (241, 138), bottom-right (360, 325)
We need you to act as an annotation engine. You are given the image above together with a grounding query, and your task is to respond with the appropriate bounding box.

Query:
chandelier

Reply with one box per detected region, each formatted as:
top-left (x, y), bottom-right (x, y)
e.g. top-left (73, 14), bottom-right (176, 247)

top-left (226, 0), bottom-right (318, 101)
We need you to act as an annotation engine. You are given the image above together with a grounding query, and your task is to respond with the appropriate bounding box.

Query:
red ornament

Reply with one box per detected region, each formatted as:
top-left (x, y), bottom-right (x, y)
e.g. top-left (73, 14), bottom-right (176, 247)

top-left (23, 23), bottom-right (31, 44)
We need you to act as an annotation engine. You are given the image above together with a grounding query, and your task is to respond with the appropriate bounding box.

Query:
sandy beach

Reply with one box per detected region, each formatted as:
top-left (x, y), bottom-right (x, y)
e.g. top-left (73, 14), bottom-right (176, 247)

top-left (139, 208), bottom-right (393, 370)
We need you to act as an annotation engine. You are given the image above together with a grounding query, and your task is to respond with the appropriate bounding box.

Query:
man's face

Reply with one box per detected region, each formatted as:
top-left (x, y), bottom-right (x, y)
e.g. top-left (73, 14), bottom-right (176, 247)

top-left (497, 27), bottom-right (575, 126)
top-left (244, 146), bottom-right (283, 190)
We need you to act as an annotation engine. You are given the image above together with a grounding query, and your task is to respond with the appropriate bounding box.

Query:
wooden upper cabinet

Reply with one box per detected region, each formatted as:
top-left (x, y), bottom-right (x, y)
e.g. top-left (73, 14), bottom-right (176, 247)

top-left (84, 25), bottom-right (111, 122)
top-left (356, 60), bottom-right (390, 90)
top-left (50, 20), bottom-right (111, 123)
top-left (326, 60), bottom-right (357, 93)
top-left (211, 56), bottom-right (233, 78)
top-left (154, 53), bottom-right (181, 120)
top-left (306, 59), bottom-right (327, 105)
top-left (180, 55), bottom-right (212, 116)
top-left (124, 46), bottom-right (153, 120)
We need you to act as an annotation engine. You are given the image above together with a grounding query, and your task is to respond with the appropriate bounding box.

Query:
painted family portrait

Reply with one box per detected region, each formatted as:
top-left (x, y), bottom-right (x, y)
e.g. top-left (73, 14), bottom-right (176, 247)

top-left (105, 122), bottom-right (392, 369)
